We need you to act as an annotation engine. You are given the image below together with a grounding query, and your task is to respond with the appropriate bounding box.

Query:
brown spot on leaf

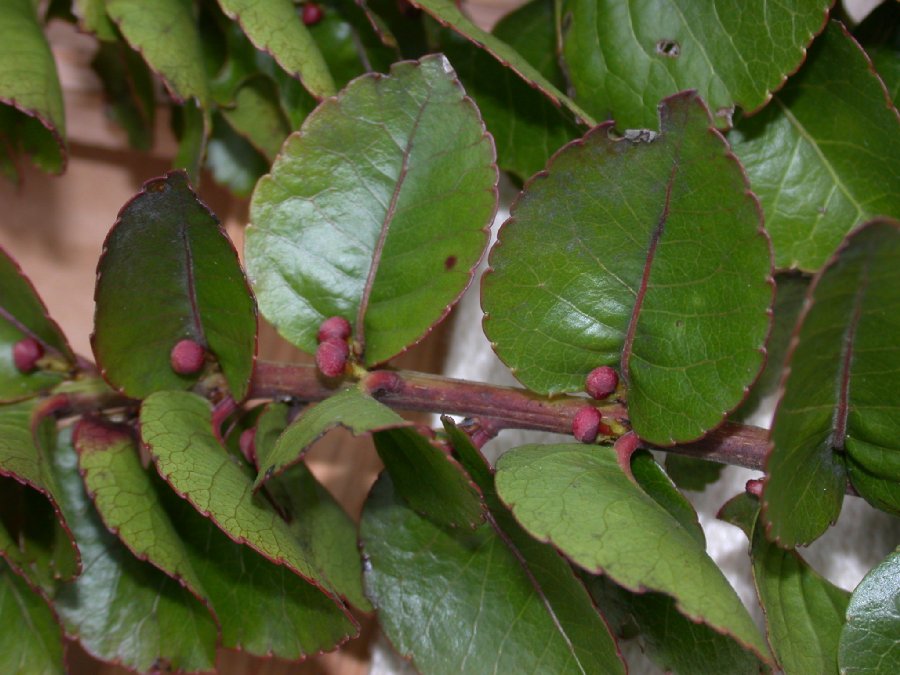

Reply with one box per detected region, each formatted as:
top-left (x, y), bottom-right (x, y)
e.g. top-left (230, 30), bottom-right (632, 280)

top-left (444, 255), bottom-right (457, 270)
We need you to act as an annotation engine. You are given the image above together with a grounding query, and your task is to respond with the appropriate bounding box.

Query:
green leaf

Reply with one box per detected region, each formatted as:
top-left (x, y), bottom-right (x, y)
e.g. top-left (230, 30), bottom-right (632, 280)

top-left (730, 21), bottom-right (900, 272)
top-left (442, 0), bottom-right (580, 181)
top-left (75, 415), bottom-right (360, 658)
top-left (250, 402), bottom-right (370, 612)
top-left (732, 273), bottom-right (809, 423)
top-left (721, 493), bottom-right (850, 674)
top-left (630, 450), bottom-right (704, 547)
top-left (482, 91), bottom-right (772, 444)
top-left (221, 75), bottom-right (291, 161)
top-left (763, 219), bottom-right (900, 547)
top-left (139, 390), bottom-right (349, 606)
top-left (90, 40), bottom-right (156, 151)
top-left (171, 99), bottom-right (209, 181)
top-left (256, 386), bottom-right (407, 488)
top-left (495, 444), bottom-right (771, 663)
top-left (307, 2), bottom-right (397, 89)
top-left (0, 0), bottom-right (66, 176)
top-left (51, 428), bottom-right (218, 673)
top-left (0, 401), bottom-right (79, 586)
top-left (107, 0), bottom-right (210, 107)
top-left (409, 0), bottom-right (595, 125)
top-left (92, 171), bottom-right (257, 400)
top-left (441, 417), bottom-right (626, 673)
top-left (0, 562), bottom-right (63, 675)
top-left (205, 112), bottom-right (269, 197)
top-left (247, 55), bottom-right (497, 366)
top-left (72, 0), bottom-right (117, 41)
top-left (585, 574), bottom-right (764, 674)
top-left (0, 248), bottom-right (73, 402)
top-left (361, 473), bottom-right (626, 674)
top-left (664, 454), bottom-right (725, 492)
top-left (560, 0), bottom-right (830, 129)
top-left (839, 547), bottom-right (900, 674)
top-left (217, 0), bottom-right (335, 99)
top-left (373, 427), bottom-right (484, 528)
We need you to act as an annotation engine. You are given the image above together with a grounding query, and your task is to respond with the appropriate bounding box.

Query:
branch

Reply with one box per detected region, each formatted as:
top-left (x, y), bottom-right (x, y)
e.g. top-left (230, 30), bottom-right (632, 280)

top-left (249, 361), bottom-right (770, 472)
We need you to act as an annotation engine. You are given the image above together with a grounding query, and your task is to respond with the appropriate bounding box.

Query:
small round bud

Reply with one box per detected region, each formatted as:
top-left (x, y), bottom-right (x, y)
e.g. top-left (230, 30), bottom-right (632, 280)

top-left (239, 428), bottom-right (257, 465)
top-left (316, 338), bottom-right (349, 378)
top-left (170, 339), bottom-right (205, 375)
top-left (585, 366), bottom-right (619, 400)
top-left (12, 337), bottom-right (44, 373)
top-left (745, 479), bottom-right (764, 498)
top-left (316, 316), bottom-right (351, 343)
top-left (572, 406), bottom-right (602, 444)
top-left (301, 2), bottom-right (324, 25)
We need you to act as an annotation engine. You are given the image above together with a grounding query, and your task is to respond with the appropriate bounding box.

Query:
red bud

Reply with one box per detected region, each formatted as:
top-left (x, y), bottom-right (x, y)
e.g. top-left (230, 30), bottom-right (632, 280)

top-left (12, 337), bottom-right (44, 373)
top-left (170, 339), bottom-right (205, 375)
top-left (572, 406), bottom-right (602, 444)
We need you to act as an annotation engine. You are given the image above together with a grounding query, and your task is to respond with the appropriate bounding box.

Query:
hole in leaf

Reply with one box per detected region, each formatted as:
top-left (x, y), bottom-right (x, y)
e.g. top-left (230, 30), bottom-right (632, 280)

top-left (656, 39), bottom-right (681, 58)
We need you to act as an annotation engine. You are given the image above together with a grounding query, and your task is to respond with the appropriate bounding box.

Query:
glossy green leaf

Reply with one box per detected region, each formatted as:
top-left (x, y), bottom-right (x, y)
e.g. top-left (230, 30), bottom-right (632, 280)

top-left (0, 562), bottom-right (63, 675)
top-left (140, 390), bottom-right (348, 605)
top-left (51, 428), bottom-right (218, 673)
top-left (205, 112), bottom-right (269, 197)
top-left (763, 219), bottom-right (900, 547)
top-left (585, 574), bottom-right (764, 674)
top-left (721, 493), bottom-right (849, 675)
top-left (839, 547), bottom-right (900, 674)
top-left (630, 450), bottom-right (704, 547)
top-left (441, 417), bottom-right (626, 673)
top-left (0, 401), bottom-right (78, 586)
top-left (361, 473), bottom-right (626, 674)
top-left (107, 0), bottom-right (210, 106)
top-left (409, 0), bottom-right (595, 125)
top-left (217, 0), bottom-right (335, 98)
top-left (731, 22), bottom-right (900, 272)
top-left (0, 0), bottom-right (66, 176)
top-left (482, 92), bottom-right (772, 444)
top-left (247, 55), bottom-right (497, 366)
top-left (75, 416), bottom-right (360, 658)
top-left (256, 386), bottom-right (407, 488)
top-left (171, 100), bottom-right (209, 181)
top-left (495, 444), bottom-right (771, 663)
top-left (222, 76), bottom-right (291, 161)
top-left (732, 273), bottom-right (809, 423)
top-left (90, 40), bottom-right (156, 151)
top-left (560, 0), bottom-right (829, 129)
top-left (373, 427), bottom-right (484, 528)
top-left (0, 248), bottom-right (73, 402)
top-left (92, 171), bottom-right (256, 400)
top-left (442, 0), bottom-right (580, 181)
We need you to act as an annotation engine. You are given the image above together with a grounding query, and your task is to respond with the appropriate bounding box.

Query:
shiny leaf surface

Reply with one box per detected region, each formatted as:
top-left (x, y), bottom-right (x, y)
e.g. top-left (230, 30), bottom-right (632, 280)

top-left (483, 92), bottom-right (772, 444)
top-left (247, 55), bottom-right (497, 365)
top-left (561, 0), bottom-right (829, 128)
top-left (93, 171), bottom-right (256, 400)
top-left (731, 22), bottom-right (900, 271)
top-left (0, 561), bottom-right (63, 675)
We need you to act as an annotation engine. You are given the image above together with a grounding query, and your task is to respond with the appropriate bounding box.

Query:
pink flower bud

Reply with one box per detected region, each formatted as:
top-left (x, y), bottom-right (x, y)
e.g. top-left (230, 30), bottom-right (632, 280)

top-left (170, 339), bottom-right (205, 375)
top-left (316, 338), bottom-right (349, 378)
top-left (12, 337), bottom-right (43, 373)
top-left (316, 316), bottom-right (351, 343)
top-left (572, 406), bottom-right (602, 444)
top-left (585, 366), bottom-right (619, 400)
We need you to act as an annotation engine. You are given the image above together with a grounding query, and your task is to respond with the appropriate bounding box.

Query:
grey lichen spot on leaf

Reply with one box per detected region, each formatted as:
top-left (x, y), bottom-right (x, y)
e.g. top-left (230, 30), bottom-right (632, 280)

top-left (656, 39), bottom-right (681, 58)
